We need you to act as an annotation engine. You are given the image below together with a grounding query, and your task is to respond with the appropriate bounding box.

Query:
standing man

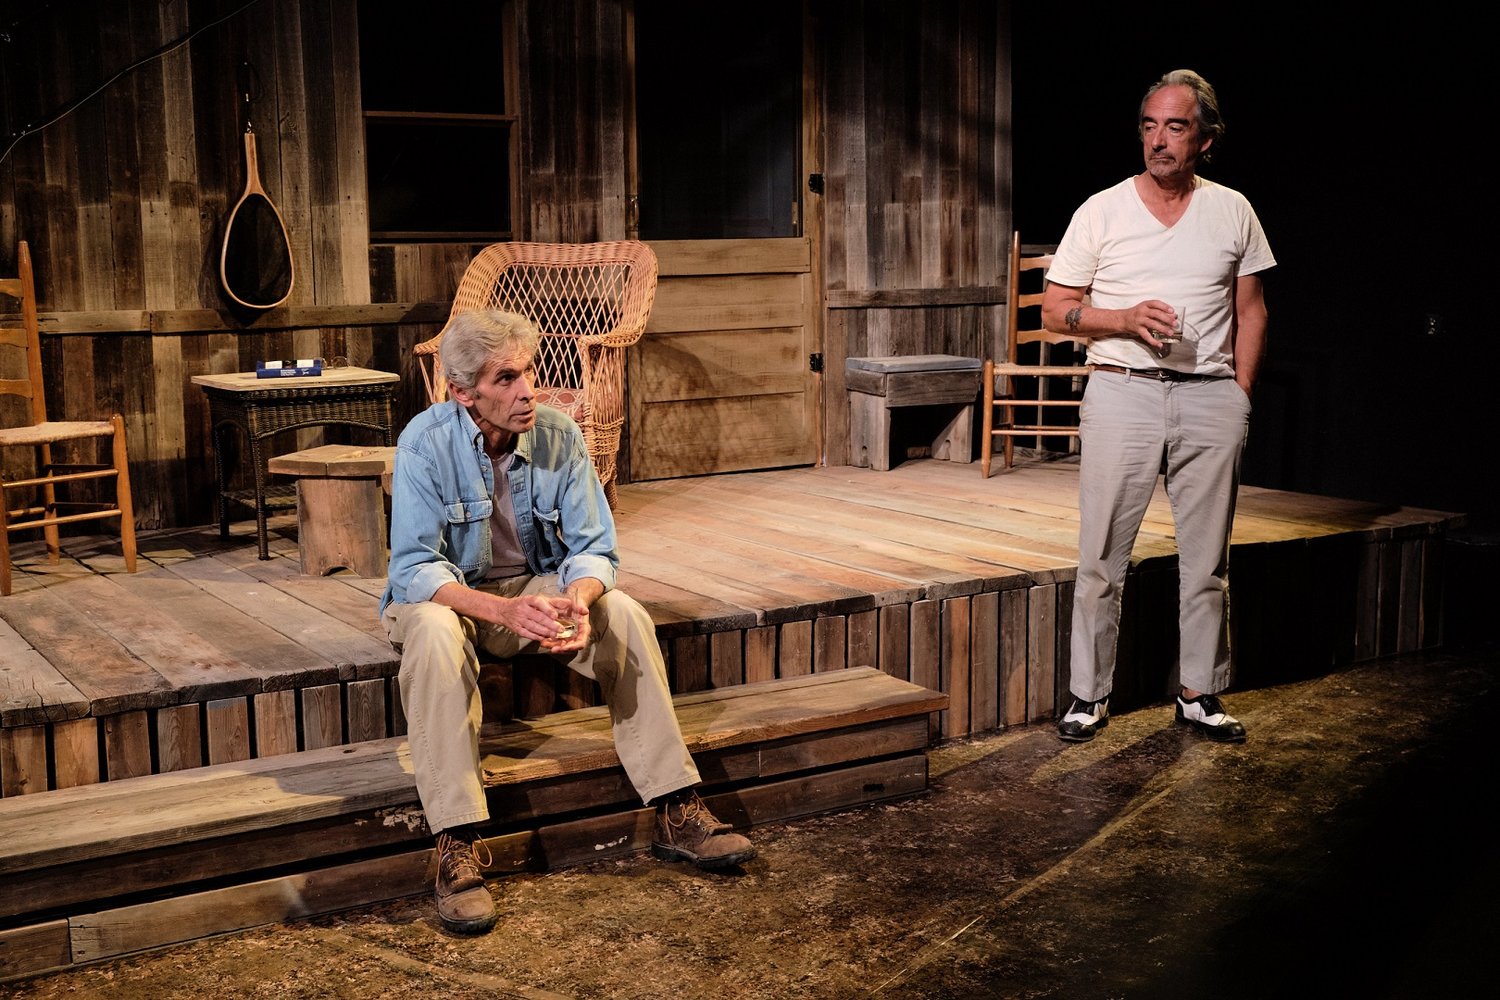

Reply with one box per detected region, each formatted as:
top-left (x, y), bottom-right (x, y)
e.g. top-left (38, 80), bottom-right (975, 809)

top-left (1043, 69), bottom-right (1274, 745)
top-left (382, 309), bottom-right (755, 935)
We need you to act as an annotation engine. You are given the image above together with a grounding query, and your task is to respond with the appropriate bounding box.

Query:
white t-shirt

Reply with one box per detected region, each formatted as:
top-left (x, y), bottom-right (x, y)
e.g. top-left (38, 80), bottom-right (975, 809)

top-left (1047, 175), bottom-right (1276, 376)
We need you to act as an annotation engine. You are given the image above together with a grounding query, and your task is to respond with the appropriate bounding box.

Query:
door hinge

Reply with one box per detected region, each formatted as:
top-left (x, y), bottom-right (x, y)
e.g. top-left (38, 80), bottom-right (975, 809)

top-left (809, 352), bottom-right (824, 373)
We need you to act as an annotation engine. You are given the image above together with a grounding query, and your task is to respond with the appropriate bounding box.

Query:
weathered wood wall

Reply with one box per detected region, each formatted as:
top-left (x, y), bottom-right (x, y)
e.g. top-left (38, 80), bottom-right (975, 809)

top-left (2, 0), bottom-right (1013, 530)
top-left (0, 0), bottom-right (635, 530)
top-left (819, 0), bottom-right (1011, 465)
top-left (0, 0), bottom-right (378, 531)
top-left (517, 0), bottom-right (631, 244)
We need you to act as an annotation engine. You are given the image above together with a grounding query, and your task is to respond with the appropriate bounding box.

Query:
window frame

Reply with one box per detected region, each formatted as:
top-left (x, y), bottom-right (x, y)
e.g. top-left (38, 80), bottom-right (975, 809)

top-left (360, 1), bottom-right (521, 243)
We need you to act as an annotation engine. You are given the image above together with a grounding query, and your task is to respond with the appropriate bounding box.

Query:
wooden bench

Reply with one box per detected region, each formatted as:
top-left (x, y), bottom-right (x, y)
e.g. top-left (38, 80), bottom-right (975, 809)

top-left (0, 667), bottom-right (945, 981)
top-left (846, 355), bottom-right (983, 471)
top-left (267, 444), bottom-right (396, 577)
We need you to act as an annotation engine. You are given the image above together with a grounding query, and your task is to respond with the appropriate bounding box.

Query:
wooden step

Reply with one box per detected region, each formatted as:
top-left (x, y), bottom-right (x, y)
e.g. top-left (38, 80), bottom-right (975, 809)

top-left (0, 667), bottom-right (945, 981)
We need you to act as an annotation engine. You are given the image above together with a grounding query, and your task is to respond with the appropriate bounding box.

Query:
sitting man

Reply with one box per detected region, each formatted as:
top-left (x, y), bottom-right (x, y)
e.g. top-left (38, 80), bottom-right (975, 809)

top-left (381, 308), bottom-right (755, 935)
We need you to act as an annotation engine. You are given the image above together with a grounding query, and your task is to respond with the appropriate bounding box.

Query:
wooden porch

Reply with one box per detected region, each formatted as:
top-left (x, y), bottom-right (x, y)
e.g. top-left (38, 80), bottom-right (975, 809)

top-left (0, 456), bottom-right (1460, 798)
top-left (0, 454), bottom-right (1466, 979)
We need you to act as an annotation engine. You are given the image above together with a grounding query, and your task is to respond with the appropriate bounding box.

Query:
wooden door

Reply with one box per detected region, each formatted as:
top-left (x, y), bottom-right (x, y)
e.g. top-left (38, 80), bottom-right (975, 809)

top-left (625, 1), bottom-right (822, 481)
top-left (628, 238), bottom-right (818, 480)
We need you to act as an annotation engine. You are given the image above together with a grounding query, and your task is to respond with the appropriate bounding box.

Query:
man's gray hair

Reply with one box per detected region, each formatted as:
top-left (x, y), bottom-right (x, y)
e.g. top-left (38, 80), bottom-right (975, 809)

top-left (438, 309), bottom-right (540, 392)
top-left (1139, 68), bottom-right (1225, 163)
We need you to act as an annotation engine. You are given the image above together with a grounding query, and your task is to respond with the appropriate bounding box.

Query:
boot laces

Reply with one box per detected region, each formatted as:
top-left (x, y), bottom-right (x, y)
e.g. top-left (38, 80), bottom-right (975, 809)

top-left (437, 829), bottom-right (493, 883)
top-left (664, 791), bottom-right (728, 837)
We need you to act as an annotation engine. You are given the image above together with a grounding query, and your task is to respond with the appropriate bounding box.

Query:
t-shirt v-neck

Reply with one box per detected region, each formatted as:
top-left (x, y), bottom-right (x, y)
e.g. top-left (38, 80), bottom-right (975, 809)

top-left (1131, 173), bottom-right (1199, 230)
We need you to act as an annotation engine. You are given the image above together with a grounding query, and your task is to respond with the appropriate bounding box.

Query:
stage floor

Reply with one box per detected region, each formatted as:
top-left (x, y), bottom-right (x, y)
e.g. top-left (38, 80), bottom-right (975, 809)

top-left (0, 456), bottom-right (1463, 794)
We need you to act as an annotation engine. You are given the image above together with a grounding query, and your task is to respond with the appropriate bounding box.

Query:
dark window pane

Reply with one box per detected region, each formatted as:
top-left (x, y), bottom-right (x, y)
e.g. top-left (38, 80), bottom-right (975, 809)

top-left (636, 2), bottom-right (801, 240)
top-left (365, 120), bottom-right (510, 238)
top-left (358, 2), bottom-right (505, 114)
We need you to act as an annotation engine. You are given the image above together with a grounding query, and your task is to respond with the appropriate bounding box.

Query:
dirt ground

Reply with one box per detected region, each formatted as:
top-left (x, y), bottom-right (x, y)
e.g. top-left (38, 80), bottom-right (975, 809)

top-left (7, 640), bottom-right (1497, 1000)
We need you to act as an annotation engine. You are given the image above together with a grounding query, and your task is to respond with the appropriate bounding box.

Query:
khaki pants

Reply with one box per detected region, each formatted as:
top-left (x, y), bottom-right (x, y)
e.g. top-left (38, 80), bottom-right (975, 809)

top-left (1069, 372), bottom-right (1251, 702)
top-left (382, 575), bottom-right (700, 834)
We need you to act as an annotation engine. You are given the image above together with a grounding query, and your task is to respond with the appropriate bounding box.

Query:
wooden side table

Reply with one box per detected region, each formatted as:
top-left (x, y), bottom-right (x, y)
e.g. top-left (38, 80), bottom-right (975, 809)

top-left (846, 355), bottom-right (982, 471)
top-left (191, 367), bottom-right (400, 559)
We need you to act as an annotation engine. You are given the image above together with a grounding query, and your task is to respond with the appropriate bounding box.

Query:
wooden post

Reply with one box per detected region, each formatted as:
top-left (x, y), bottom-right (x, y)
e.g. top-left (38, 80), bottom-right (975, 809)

top-left (709, 630), bottom-right (744, 689)
top-left (779, 620), bottom-right (813, 677)
top-left (941, 597), bottom-right (970, 738)
top-left (52, 719), bottom-right (101, 789)
top-left (1000, 589), bottom-right (1028, 727)
top-left (813, 615), bottom-right (847, 672)
top-left (970, 591), bottom-right (999, 734)
top-left (104, 711), bottom-right (152, 781)
top-left (745, 626), bottom-right (778, 683)
top-left (671, 634), bottom-right (709, 693)
top-left (847, 609), bottom-right (878, 670)
top-left (346, 678), bottom-right (388, 743)
top-left (254, 690), bottom-right (299, 758)
top-left (301, 684), bottom-right (344, 750)
top-left (206, 698), bottom-right (251, 764)
top-left (156, 705), bottom-right (203, 773)
top-left (0, 725), bottom-right (48, 796)
top-left (1027, 584), bottom-right (1057, 722)
top-left (878, 605), bottom-right (910, 681)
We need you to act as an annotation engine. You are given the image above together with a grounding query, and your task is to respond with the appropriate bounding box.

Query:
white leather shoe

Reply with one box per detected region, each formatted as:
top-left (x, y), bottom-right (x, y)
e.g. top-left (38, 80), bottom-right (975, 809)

top-left (1057, 697), bottom-right (1109, 743)
top-left (1176, 692), bottom-right (1247, 742)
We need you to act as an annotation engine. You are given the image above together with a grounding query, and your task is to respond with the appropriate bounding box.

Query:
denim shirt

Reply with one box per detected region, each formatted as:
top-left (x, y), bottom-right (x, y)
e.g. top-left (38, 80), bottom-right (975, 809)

top-left (380, 400), bottom-right (618, 615)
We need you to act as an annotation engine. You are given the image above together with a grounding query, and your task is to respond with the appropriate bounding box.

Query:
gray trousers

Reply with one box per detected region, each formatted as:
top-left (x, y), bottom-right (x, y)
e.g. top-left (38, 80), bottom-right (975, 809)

top-left (383, 575), bottom-right (700, 834)
top-left (1069, 371), bottom-right (1251, 702)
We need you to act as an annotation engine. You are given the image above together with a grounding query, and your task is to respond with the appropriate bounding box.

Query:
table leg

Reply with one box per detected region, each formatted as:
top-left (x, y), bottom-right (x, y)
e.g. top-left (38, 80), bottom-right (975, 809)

top-left (249, 434), bottom-right (270, 560)
top-left (213, 422), bottom-right (231, 540)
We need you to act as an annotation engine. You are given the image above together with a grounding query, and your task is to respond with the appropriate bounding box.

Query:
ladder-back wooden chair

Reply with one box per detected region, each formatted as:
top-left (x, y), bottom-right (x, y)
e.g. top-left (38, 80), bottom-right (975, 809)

top-left (1, 241), bottom-right (137, 595)
top-left (981, 232), bottom-right (1094, 477)
top-left (413, 241), bottom-right (659, 507)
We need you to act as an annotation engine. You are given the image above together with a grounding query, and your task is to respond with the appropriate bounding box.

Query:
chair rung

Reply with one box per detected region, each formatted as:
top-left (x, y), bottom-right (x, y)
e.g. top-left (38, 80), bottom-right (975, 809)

top-left (3, 507), bottom-right (125, 534)
top-left (992, 399), bottom-right (1083, 407)
top-left (4, 468), bottom-right (118, 489)
top-left (992, 365), bottom-right (1093, 377)
top-left (990, 428), bottom-right (1081, 436)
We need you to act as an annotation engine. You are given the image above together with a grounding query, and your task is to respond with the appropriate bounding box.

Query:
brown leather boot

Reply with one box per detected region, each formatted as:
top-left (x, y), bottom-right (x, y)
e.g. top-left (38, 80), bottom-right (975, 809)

top-left (433, 827), bottom-right (497, 934)
top-left (652, 790), bottom-right (756, 869)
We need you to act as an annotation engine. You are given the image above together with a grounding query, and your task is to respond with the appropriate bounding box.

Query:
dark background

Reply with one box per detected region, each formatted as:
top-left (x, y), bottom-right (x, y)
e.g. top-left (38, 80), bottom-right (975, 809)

top-left (1012, 6), bottom-right (1492, 530)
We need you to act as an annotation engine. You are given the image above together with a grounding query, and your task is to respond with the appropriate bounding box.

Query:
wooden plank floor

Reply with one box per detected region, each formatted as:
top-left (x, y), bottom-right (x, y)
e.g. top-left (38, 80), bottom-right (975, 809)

top-left (0, 669), bottom-right (945, 980)
top-left (0, 456), bottom-right (1464, 795)
top-left (0, 669), bottom-right (943, 917)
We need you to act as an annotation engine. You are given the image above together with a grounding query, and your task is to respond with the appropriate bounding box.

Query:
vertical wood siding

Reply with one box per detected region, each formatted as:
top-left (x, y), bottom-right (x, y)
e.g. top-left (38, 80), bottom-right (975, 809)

top-left (1, 0), bottom-right (377, 529)
top-left (1, 1), bottom-right (1015, 528)
top-left (519, 0), bottom-right (630, 244)
top-left (819, 1), bottom-right (1011, 465)
top-left (823, 2), bottom-right (1009, 299)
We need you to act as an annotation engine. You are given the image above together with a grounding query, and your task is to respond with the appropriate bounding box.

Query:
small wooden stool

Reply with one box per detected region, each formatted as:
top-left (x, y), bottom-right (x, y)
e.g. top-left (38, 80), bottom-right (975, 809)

top-left (267, 444), bottom-right (396, 576)
top-left (846, 355), bottom-right (982, 471)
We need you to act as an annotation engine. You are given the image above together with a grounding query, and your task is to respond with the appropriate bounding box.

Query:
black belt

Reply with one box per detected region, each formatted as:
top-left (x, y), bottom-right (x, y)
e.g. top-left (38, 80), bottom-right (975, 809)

top-left (1090, 363), bottom-right (1227, 383)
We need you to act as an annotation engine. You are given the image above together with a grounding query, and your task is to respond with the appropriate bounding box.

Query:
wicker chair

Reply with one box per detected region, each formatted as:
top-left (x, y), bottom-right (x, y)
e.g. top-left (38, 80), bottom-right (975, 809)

top-left (414, 241), bottom-right (659, 507)
top-left (2, 241), bottom-right (137, 595)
